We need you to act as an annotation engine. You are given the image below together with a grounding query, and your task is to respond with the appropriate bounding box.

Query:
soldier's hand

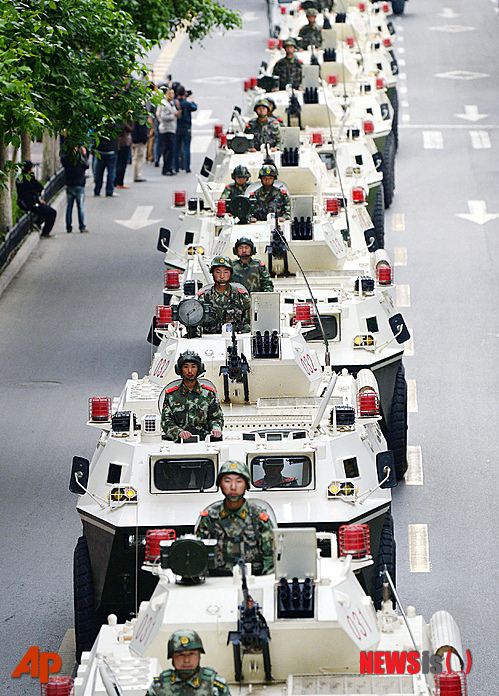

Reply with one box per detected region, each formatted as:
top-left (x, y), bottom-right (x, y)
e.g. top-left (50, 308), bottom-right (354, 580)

top-left (179, 430), bottom-right (193, 439)
top-left (211, 429), bottom-right (222, 438)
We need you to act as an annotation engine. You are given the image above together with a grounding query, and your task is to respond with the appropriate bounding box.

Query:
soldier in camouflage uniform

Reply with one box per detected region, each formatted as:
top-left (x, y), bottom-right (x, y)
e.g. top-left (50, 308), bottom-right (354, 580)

top-left (250, 163), bottom-right (291, 222)
top-left (196, 460), bottom-right (275, 575)
top-left (161, 351), bottom-right (224, 441)
top-left (244, 99), bottom-right (281, 152)
top-left (298, 9), bottom-right (323, 48)
top-left (198, 256), bottom-right (251, 333)
top-left (272, 38), bottom-right (303, 90)
top-left (220, 165), bottom-right (251, 201)
top-left (231, 237), bottom-right (274, 293)
top-left (147, 629), bottom-right (231, 696)
top-left (253, 460), bottom-right (299, 488)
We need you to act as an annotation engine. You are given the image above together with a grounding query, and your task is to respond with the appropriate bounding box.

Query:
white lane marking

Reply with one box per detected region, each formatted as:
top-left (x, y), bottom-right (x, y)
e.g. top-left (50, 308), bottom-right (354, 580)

top-left (402, 113), bottom-right (411, 122)
top-left (401, 99), bottom-right (409, 107)
top-left (456, 200), bottom-right (499, 225)
top-left (407, 379), bottom-right (418, 412)
top-left (439, 7), bottom-right (460, 18)
top-left (191, 136), bottom-right (213, 153)
top-left (393, 247), bottom-right (407, 266)
top-left (398, 58), bottom-right (406, 67)
top-left (470, 131), bottom-right (492, 148)
top-left (406, 446), bottom-right (423, 485)
top-left (423, 131), bottom-right (444, 149)
top-left (115, 206), bottom-right (162, 230)
top-left (192, 110), bottom-right (217, 127)
top-left (400, 85), bottom-right (408, 94)
top-left (396, 284), bottom-right (410, 307)
top-left (399, 72), bottom-right (407, 80)
top-left (409, 524), bottom-right (431, 572)
top-left (392, 213), bottom-right (405, 231)
top-left (153, 32), bottom-right (186, 78)
top-left (436, 70), bottom-right (489, 80)
top-left (397, 34), bottom-right (404, 41)
top-left (455, 105), bottom-right (489, 121)
top-left (429, 24), bottom-right (476, 32)
top-left (397, 46), bottom-right (405, 54)
top-left (404, 329), bottom-right (414, 357)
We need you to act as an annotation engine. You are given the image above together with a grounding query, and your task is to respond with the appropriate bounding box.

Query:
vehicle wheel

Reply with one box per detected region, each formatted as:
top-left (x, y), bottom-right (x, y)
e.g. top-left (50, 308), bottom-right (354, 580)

top-left (391, 0), bottom-right (405, 15)
top-left (370, 184), bottom-right (385, 251)
top-left (74, 536), bottom-right (99, 661)
top-left (382, 131), bottom-right (396, 208)
top-left (373, 511), bottom-right (396, 610)
top-left (387, 363), bottom-right (408, 480)
top-left (263, 642), bottom-right (272, 682)
top-left (390, 87), bottom-right (399, 151)
top-left (233, 643), bottom-right (243, 682)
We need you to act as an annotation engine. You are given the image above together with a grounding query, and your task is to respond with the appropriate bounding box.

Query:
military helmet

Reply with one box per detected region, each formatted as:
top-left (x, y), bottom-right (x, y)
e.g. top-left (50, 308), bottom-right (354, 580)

top-left (210, 255), bottom-right (233, 274)
top-left (167, 630), bottom-right (205, 659)
top-left (216, 460), bottom-right (251, 488)
top-left (254, 98), bottom-right (271, 113)
top-left (232, 165), bottom-right (250, 181)
top-left (259, 163), bottom-right (279, 180)
top-left (233, 237), bottom-right (256, 256)
top-left (306, 8), bottom-right (318, 17)
top-left (266, 97), bottom-right (276, 110)
top-left (175, 350), bottom-right (205, 376)
top-left (282, 38), bottom-right (298, 48)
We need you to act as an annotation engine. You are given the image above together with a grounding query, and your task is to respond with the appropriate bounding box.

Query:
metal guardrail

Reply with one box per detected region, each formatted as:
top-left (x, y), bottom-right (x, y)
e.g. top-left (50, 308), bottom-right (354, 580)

top-left (0, 168), bottom-right (65, 274)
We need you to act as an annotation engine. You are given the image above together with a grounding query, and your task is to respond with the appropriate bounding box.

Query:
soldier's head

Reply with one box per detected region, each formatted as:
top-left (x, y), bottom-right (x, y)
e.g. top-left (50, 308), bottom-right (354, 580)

top-left (263, 459), bottom-right (285, 483)
top-left (217, 460), bottom-right (251, 505)
top-left (233, 237), bottom-right (256, 260)
top-left (231, 165), bottom-right (251, 187)
top-left (283, 38), bottom-right (297, 56)
top-left (168, 630), bottom-right (204, 678)
top-left (259, 163), bottom-right (279, 189)
top-left (210, 256), bottom-right (233, 289)
top-left (254, 98), bottom-right (271, 120)
top-left (266, 97), bottom-right (277, 115)
top-left (175, 351), bottom-right (205, 381)
top-left (306, 8), bottom-right (318, 24)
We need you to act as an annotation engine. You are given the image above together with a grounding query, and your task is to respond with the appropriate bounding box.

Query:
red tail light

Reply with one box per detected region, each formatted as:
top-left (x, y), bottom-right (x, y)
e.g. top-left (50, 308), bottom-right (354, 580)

top-left (435, 672), bottom-right (468, 696)
top-left (42, 678), bottom-right (74, 696)
top-left (383, 37), bottom-right (392, 47)
top-left (165, 269), bottom-right (181, 289)
top-left (89, 397), bottom-right (111, 423)
top-left (268, 38), bottom-right (279, 49)
top-left (281, 5), bottom-right (286, 13)
top-left (325, 197), bottom-right (341, 215)
top-left (311, 132), bottom-right (323, 145)
top-left (244, 79), bottom-right (251, 91)
top-left (156, 305), bottom-right (173, 328)
top-left (358, 1), bottom-right (366, 10)
top-left (338, 524), bottom-right (371, 559)
top-left (278, 39), bottom-right (283, 49)
top-left (250, 77), bottom-right (258, 88)
top-left (346, 36), bottom-right (355, 47)
top-left (376, 77), bottom-right (386, 89)
top-left (376, 262), bottom-right (393, 285)
top-left (363, 119), bottom-right (374, 134)
top-left (214, 124), bottom-right (223, 137)
top-left (145, 529), bottom-right (176, 562)
top-left (293, 303), bottom-right (314, 326)
top-left (216, 199), bottom-right (226, 217)
top-left (382, 2), bottom-right (389, 11)
top-left (328, 74), bottom-right (338, 86)
top-left (173, 190), bottom-right (186, 207)
top-left (357, 390), bottom-right (380, 417)
top-left (352, 187), bottom-right (366, 204)
top-left (219, 133), bottom-right (227, 148)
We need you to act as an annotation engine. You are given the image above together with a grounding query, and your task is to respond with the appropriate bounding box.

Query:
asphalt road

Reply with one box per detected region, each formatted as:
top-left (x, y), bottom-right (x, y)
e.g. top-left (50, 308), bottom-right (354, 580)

top-left (0, 0), bottom-right (497, 693)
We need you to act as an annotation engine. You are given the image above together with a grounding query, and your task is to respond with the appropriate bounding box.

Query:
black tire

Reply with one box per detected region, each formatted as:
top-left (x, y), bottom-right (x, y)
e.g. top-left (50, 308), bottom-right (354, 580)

top-left (387, 363), bottom-right (408, 480)
top-left (391, 0), bottom-right (405, 14)
top-left (382, 131), bottom-right (396, 208)
top-left (389, 86), bottom-right (399, 151)
top-left (370, 184), bottom-right (385, 250)
top-left (373, 511), bottom-right (396, 610)
top-left (233, 643), bottom-right (243, 682)
top-left (74, 536), bottom-right (99, 661)
top-left (262, 641), bottom-right (272, 682)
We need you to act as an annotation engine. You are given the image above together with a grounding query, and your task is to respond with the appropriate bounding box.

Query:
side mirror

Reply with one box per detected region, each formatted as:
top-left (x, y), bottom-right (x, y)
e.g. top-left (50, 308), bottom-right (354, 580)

top-left (157, 227), bottom-right (171, 252)
top-left (69, 456), bottom-right (90, 494)
top-left (376, 451), bottom-right (397, 489)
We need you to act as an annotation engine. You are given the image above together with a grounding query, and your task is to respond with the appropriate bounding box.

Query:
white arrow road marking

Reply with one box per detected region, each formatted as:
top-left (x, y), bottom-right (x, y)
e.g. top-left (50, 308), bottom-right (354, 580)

top-left (456, 200), bottom-right (499, 225)
top-left (470, 131), bottom-right (491, 148)
top-left (407, 379), bottom-right (418, 412)
top-left (455, 105), bottom-right (489, 121)
top-left (423, 131), bottom-right (444, 149)
top-left (439, 7), bottom-right (460, 18)
top-left (409, 524), bottom-right (430, 572)
top-left (406, 446), bottom-right (423, 485)
top-left (115, 206), bottom-right (162, 230)
top-left (436, 70), bottom-right (489, 80)
top-left (192, 110), bottom-right (217, 127)
top-left (429, 24), bottom-right (476, 32)
top-left (191, 136), bottom-right (213, 153)
top-left (396, 284), bottom-right (410, 307)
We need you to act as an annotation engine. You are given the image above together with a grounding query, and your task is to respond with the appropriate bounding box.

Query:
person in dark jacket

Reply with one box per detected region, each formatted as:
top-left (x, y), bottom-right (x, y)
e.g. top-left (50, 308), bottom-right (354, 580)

top-left (93, 125), bottom-right (120, 197)
top-left (16, 161), bottom-right (57, 237)
top-left (131, 117), bottom-right (150, 182)
top-left (174, 86), bottom-right (197, 173)
top-left (60, 146), bottom-right (89, 233)
top-left (115, 121), bottom-right (133, 189)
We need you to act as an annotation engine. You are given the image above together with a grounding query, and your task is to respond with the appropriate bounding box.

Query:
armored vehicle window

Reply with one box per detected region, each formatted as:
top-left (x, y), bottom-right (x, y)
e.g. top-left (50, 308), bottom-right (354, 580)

top-left (107, 463), bottom-right (122, 484)
top-left (153, 458), bottom-right (215, 491)
top-left (343, 457), bottom-right (359, 478)
top-left (304, 316), bottom-right (338, 342)
top-left (366, 316), bottom-right (379, 333)
top-left (250, 455), bottom-right (313, 489)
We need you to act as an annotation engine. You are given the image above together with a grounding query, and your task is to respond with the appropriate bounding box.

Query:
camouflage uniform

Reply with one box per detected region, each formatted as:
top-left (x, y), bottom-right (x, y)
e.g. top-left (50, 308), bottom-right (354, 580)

top-left (244, 117), bottom-right (281, 151)
top-left (250, 186), bottom-right (291, 221)
top-left (161, 380), bottom-right (224, 441)
top-left (198, 284), bottom-right (250, 334)
top-left (298, 24), bottom-right (323, 48)
top-left (197, 500), bottom-right (274, 575)
top-left (254, 474), bottom-right (299, 488)
top-left (147, 668), bottom-right (230, 696)
top-left (272, 55), bottom-right (303, 90)
top-left (231, 258), bottom-right (274, 293)
top-left (220, 182), bottom-right (249, 200)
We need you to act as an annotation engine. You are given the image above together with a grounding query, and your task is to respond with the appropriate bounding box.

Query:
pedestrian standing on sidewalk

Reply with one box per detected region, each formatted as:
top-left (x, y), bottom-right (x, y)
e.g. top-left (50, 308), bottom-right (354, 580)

top-left (115, 121), bottom-right (133, 189)
top-left (131, 117), bottom-right (150, 182)
top-left (156, 88), bottom-right (179, 176)
top-left (93, 125), bottom-right (120, 197)
top-left (60, 145), bottom-right (89, 233)
top-left (174, 87), bottom-right (197, 174)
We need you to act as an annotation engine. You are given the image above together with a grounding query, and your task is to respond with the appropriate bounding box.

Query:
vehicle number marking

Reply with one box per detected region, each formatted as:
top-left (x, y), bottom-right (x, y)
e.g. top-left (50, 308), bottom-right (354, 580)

top-left (300, 353), bottom-right (318, 376)
top-left (153, 357), bottom-right (171, 379)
